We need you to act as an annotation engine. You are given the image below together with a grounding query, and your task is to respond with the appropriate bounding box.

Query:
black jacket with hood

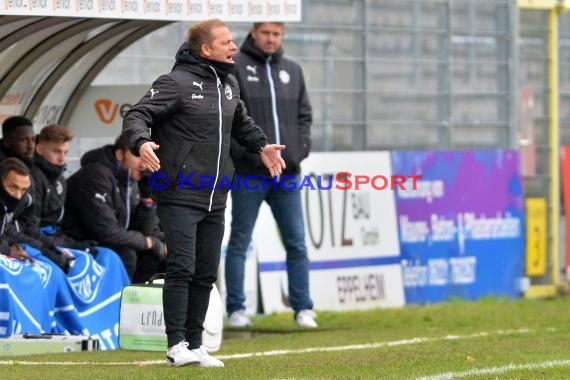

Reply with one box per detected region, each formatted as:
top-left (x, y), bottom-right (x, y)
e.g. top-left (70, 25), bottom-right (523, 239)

top-left (0, 191), bottom-right (34, 255)
top-left (30, 154), bottom-right (67, 228)
top-left (122, 43), bottom-right (268, 212)
top-left (18, 154), bottom-right (77, 248)
top-left (0, 190), bottom-right (68, 270)
top-left (231, 34), bottom-right (312, 178)
top-left (61, 145), bottom-right (147, 252)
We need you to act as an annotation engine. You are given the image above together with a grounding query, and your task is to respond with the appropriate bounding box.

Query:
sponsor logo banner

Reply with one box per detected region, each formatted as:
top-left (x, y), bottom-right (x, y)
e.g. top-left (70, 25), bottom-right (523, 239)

top-left (0, 0), bottom-right (302, 21)
top-left (392, 150), bottom-right (525, 303)
top-left (255, 152), bottom-right (404, 312)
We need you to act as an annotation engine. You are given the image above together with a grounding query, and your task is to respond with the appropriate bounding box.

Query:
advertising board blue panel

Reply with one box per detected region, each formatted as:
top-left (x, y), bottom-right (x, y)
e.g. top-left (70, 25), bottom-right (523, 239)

top-left (391, 150), bottom-right (524, 303)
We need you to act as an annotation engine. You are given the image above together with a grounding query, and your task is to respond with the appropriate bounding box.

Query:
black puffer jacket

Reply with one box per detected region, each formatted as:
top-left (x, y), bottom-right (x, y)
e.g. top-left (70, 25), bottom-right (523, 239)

top-left (231, 34), bottom-right (312, 178)
top-left (0, 191), bottom-right (68, 269)
top-left (122, 44), bottom-right (268, 212)
top-left (61, 145), bottom-right (147, 252)
top-left (0, 192), bottom-right (34, 256)
top-left (30, 155), bottom-right (67, 227)
top-left (19, 154), bottom-right (76, 248)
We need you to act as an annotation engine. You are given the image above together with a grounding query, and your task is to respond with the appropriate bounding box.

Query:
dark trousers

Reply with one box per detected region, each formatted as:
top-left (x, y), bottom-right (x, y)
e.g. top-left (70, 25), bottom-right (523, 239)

top-left (114, 246), bottom-right (137, 280)
top-left (113, 246), bottom-right (165, 284)
top-left (158, 204), bottom-right (224, 349)
top-left (134, 250), bottom-right (166, 284)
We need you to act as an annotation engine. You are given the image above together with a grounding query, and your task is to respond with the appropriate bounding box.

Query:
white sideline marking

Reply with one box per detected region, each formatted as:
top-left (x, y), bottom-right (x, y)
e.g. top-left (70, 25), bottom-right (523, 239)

top-left (0, 328), bottom-right (535, 367)
top-left (418, 359), bottom-right (570, 379)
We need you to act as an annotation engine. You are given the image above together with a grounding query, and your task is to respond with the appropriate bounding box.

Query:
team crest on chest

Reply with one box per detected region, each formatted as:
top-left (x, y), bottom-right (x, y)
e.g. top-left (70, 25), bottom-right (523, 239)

top-left (224, 84), bottom-right (232, 100)
top-left (279, 70), bottom-right (290, 84)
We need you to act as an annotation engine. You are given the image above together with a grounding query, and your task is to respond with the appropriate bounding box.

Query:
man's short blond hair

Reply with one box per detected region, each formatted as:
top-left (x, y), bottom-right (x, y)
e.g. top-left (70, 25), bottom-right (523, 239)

top-left (37, 124), bottom-right (74, 144)
top-left (187, 18), bottom-right (228, 55)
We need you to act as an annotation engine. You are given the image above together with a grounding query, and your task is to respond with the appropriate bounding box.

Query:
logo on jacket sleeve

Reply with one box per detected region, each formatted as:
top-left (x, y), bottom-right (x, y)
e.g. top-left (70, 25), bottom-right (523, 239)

top-left (149, 88), bottom-right (159, 99)
top-left (279, 70), bottom-right (290, 84)
top-left (224, 84), bottom-right (233, 100)
top-left (94, 192), bottom-right (107, 203)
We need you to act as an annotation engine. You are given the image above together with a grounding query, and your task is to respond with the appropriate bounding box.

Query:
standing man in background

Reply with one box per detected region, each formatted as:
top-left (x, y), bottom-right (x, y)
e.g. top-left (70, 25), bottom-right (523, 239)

top-left (123, 19), bottom-right (285, 368)
top-left (225, 22), bottom-right (316, 329)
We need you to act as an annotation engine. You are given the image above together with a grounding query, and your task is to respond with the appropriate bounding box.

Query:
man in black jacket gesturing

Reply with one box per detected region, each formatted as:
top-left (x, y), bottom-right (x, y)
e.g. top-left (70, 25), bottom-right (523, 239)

top-left (122, 19), bottom-right (285, 368)
top-left (225, 22), bottom-right (316, 329)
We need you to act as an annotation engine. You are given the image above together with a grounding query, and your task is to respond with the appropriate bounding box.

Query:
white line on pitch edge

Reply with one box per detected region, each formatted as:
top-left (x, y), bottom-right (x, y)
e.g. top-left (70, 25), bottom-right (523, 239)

top-left (0, 328), bottom-right (539, 367)
top-left (417, 359), bottom-right (570, 380)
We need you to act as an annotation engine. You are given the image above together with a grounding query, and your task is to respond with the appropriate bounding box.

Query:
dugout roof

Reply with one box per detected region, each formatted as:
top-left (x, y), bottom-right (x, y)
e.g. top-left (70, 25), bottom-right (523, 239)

top-left (0, 1), bottom-right (301, 126)
top-left (0, 16), bottom-right (171, 125)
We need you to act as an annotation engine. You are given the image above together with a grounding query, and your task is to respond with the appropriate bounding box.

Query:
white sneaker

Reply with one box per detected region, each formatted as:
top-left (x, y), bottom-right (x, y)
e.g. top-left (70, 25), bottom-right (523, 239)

top-left (227, 310), bottom-right (252, 328)
top-left (190, 345), bottom-right (225, 367)
top-left (296, 309), bottom-right (318, 328)
top-left (166, 341), bottom-right (199, 367)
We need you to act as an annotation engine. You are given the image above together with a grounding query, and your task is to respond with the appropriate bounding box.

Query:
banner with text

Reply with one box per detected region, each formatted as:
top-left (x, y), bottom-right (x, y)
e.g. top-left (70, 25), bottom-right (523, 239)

top-left (0, 0), bottom-right (301, 21)
top-left (255, 152), bottom-right (405, 313)
top-left (392, 150), bottom-right (525, 304)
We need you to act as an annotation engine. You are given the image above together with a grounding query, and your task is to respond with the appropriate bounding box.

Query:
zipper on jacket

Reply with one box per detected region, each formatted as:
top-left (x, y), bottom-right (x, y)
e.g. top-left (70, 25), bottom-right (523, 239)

top-left (207, 67), bottom-right (224, 212)
top-left (0, 205), bottom-right (7, 236)
top-left (56, 206), bottom-right (65, 224)
top-left (266, 57), bottom-right (281, 149)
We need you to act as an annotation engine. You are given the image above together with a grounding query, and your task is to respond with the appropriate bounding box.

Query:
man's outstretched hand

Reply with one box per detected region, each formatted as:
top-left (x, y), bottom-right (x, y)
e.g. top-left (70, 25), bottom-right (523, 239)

top-left (260, 144), bottom-right (286, 177)
top-left (140, 141), bottom-right (161, 172)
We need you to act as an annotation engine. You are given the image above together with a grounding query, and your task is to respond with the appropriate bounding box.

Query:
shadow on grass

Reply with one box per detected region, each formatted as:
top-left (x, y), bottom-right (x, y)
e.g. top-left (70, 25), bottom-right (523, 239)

top-left (223, 326), bottom-right (337, 339)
